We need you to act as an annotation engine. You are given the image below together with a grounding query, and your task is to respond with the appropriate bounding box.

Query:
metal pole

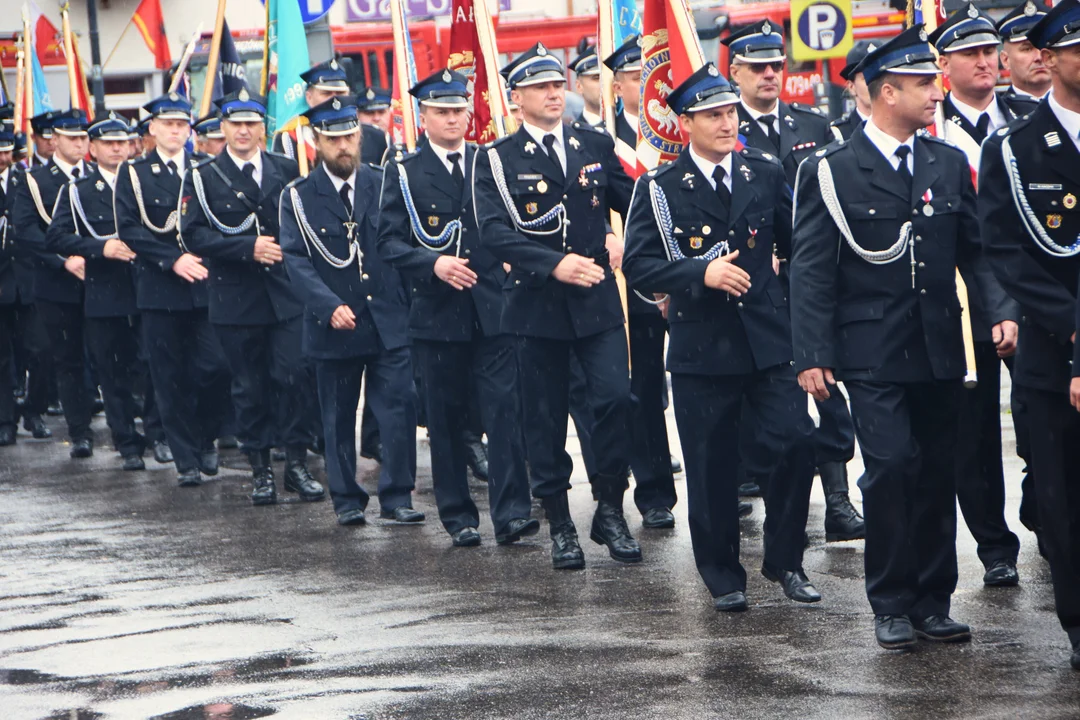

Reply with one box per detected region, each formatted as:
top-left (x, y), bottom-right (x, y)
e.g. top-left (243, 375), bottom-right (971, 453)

top-left (86, 0), bottom-right (106, 117)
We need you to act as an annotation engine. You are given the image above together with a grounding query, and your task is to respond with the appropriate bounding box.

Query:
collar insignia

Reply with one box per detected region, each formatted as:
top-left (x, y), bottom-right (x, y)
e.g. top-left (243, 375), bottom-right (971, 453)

top-left (524, 140), bottom-right (537, 154)
top-left (568, 136), bottom-right (580, 150)
top-left (1045, 131), bottom-right (1062, 148)
top-left (95, 180), bottom-right (104, 191)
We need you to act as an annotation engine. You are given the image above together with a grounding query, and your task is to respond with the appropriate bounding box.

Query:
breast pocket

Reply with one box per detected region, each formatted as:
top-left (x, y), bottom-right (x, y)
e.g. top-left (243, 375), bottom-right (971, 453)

top-left (672, 222), bottom-right (724, 259)
top-left (577, 170), bottom-right (607, 193)
top-left (413, 198), bottom-right (456, 239)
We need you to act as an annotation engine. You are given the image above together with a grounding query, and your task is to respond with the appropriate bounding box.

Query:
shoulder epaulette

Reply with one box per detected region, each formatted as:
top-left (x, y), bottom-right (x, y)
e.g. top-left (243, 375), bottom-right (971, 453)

top-left (284, 174), bottom-right (308, 192)
top-left (644, 162), bottom-right (679, 180)
top-left (991, 113), bottom-right (1036, 141)
top-left (570, 120), bottom-right (610, 136)
top-left (487, 134), bottom-right (514, 149)
top-left (790, 102), bottom-right (825, 116)
top-left (367, 162), bottom-right (384, 173)
top-left (808, 139), bottom-right (848, 160)
top-left (395, 149), bottom-right (422, 165)
top-left (738, 144), bottom-right (785, 165)
top-left (191, 155), bottom-right (217, 171)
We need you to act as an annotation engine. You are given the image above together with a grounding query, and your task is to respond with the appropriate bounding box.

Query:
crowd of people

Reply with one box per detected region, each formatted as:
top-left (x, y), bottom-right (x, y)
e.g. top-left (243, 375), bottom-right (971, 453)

top-left (0, 0), bottom-right (1078, 670)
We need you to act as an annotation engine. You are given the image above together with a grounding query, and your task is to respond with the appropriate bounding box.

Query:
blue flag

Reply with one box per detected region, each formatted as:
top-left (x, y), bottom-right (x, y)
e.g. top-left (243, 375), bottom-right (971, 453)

top-left (613, 0), bottom-right (642, 46)
top-left (212, 19), bottom-right (248, 100)
top-left (266, 0), bottom-right (310, 135)
top-left (30, 44), bottom-right (53, 114)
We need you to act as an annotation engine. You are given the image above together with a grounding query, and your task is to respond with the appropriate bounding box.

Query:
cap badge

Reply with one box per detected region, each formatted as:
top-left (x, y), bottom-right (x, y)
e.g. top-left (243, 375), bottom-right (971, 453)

top-left (537, 42), bottom-right (547, 56)
top-left (708, 65), bottom-right (719, 77)
top-left (330, 59), bottom-right (339, 70)
top-left (332, 98), bottom-right (341, 110)
top-left (919, 28), bottom-right (928, 41)
top-left (442, 69), bottom-right (452, 83)
top-left (169, 92), bottom-right (179, 102)
top-left (867, 43), bottom-right (877, 52)
top-left (967, 4), bottom-right (979, 18)
top-left (762, 20), bottom-right (772, 35)
top-left (1024, 1), bottom-right (1036, 16)
top-left (239, 88), bottom-right (249, 102)
top-left (366, 88), bottom-right (376, 100)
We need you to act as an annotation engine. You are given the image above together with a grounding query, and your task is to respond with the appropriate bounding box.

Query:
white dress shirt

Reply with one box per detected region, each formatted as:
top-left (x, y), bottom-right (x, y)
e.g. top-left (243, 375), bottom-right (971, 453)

top-left (862, 119), bottom-right (915, 174)
top-left (580, 108), bottom-right (603, 127)
top-left (0, 167), bottom-right (9, 195)
top-left (688, 144), bottom-right (733, 192)
top-left (52, 155), bottom-right (85, 181)
top-left (324, 163), bottom-right (356, 211)
top-left (98, 166), bottom-right (117, 191)
top-left (228, 148), bottom-right (263, 186)
top-left (1049, 92), bottom-right (1080, 153)
top-left (429, 140), bottom-right (467, 176)
top-left (522, 120), bottom-right (567, 174)
top-left (741, 99), bottom-right (781, 137)
top-left (950, 94), bottom-right (1009, 135)
top-left (156, 147), bottom-right (186, 179)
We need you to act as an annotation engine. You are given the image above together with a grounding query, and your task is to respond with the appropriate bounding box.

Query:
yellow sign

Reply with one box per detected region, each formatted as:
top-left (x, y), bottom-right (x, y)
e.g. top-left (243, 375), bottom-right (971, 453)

top-left (790, 0), bottom-right (854, 62)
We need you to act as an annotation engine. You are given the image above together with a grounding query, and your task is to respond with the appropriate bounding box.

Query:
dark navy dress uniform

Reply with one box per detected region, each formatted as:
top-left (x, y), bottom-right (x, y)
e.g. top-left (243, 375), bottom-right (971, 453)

top-left (790, 28), bottom-right (1013, 637)
top-left (279, 96), bottom-right (418, 520)
top-left (377, 70), bottom-right (533, 542)
top-left (996, 1), bottom-right (1048, 119)
top-left (0, 138), bottom-right (24, 438)
top-left (624, 66), bottom-right (816, 605)
top-left (11, 109), bottom-right (93, 450)
top-left (929, 6), bottom-right (1025, 578)
top-left (113, 93), bottom-right (231, 482)
top-left (180, 90), bottom-right (321, 503)
top-left (829, 41), bottom-right (876, 143)
top-left (45, 115), bottom-right (160, 461)
top-left (979, 0), bottom-right (1080, 666)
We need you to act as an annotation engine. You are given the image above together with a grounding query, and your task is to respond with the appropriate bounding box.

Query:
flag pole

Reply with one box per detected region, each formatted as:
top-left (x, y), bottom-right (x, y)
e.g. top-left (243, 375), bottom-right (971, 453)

top-left (170, 24), bottom-right (203, 94)
top-left (473, 0), bottom-right (512, 136)
top-left (389, 0), bottom-right (417, 152)
top-left (260, 0), bottom-right (270, 96)
top-left (200, 0), bottom-right (228, 117)
top-left (60, 4), bottom-right (83, 114)
top-left (102, 10), bottom-right (138, 70)
top-left (22, 6), bottom-right (36, 164)
top-left (13, 45), bottom-right (26, 136)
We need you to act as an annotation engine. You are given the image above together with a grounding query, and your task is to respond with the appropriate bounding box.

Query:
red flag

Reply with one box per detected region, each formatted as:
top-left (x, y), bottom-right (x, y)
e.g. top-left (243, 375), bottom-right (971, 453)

top-left (448, 0), bottom-right (497, 144)
top-left (132, 0), bottom-right (172, 71)
top-left (635, 0), bottom-right (705, 174)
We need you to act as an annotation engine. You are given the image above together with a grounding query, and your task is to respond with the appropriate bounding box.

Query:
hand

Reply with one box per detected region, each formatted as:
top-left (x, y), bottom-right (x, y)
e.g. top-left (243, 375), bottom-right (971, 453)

top-left (1072, 378), bottom-right (1080, 413)
top-left (552, 253), bottom-right (605, 287)
top-left (172, 253), bottom-right (209, 283)
top-left (772, 254), bottom-right (780, 276)
top-left (63, 256), bottom-right (85, 281)
top-left (703, 250), bottom-right (751, 296)
top-left (253, 235), bottom-right (283, 265)
top-left (103, 239), bottom-right (136, 262)
top-left (656, 294), bottom-right (670, 320)
top-left (992, 320), bottom-right (1019, 358)
top-left (605, 233), bottom-right (624, 270)
top-left (330, 304), bottom-right (356, 330)
top-left (798, 367), bottom-right (836, 401)
top-left (434, 255), bottom-right (478, 290)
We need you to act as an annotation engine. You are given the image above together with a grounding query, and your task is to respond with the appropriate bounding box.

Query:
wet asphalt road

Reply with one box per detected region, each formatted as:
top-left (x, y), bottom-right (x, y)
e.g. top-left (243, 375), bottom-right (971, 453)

top-left (1, 398), bottom-right (1079, 720)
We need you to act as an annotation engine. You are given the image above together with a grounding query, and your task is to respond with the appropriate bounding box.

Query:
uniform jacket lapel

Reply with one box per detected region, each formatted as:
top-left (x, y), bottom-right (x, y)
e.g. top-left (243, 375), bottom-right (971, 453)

top-left (515, 125), bottom-right (563, 186)
top-left (259, 151), bottom-right (285, 200)
top-left (315, 165), bottom-right (352, 223)
top-left (778, 101), bottom-right (798, 162)
top-left (729, 153), bottom-right (757, 224)
top-left (462, 144), bottom-right (475, 209)
top-left (851, 125), bottom-right (910, 203)
top-left (419, 142), bottom-right (458, 201)
top-left (737, 105), bottom-right (771, 151)
top-left (563, 124), bottom-right (586, 191)
top-left (912, 136), bottom-right (941, 208)
top-left (675, 151), bottom-right (729, 225)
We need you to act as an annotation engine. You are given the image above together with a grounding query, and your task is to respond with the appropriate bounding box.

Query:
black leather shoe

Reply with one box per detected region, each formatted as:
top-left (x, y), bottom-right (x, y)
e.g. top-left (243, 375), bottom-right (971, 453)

top-left (69, 438), bottom-right (93, 459)
top-left (151, 440), bottom-right (173, 464)
top-left (496, 517), bottom-right (541, 545)
top-left (380, 506), bottom-right (425, 523)
top-left (251, 467), bottom-right (277, 505)
top-left (122, 454), bottom-right (145, 471)
top-left (337, 508), bottom-right (367, 526)
top-left (465, 436), bottom-right (490, 481)
top-left (671, 456), bottom-right (683, 474)
top-left (820, 462), bottom-right (866, 541)
top-left (284, 463), bottom-right (326, 501)
top-left (0, 426), bottom-right (15, 446)
top-left (23, 415), bottom-right (51, 439)
top-left (913, 615), bottom-right (971, 643)
top-left (875, 615), bottom-right (917, 650)
top-left (360, 442), bottom-right (383, 464)
top-left (550, 521), bottom-right (586, 570)
top-left (738, 481), bottom-right (762, 497)
top-left (739, 501), bottom-right (753, 518)
top-left (762, 565), bottom-right (822, 603)
top-left (714, 590), bottom-right (748, 612)
top-left (451, 527), bottom-right (482, 547)
top-left (590, 501), bottom-right (643, 563)
top-left (199, 448), bottom-right (219, 476)
top-left (177, 468), bottom-right (202, 487)
top-left (642, 506), bottom-right (675, 529)
top-left (983, 559), bottom-right (1020, 587)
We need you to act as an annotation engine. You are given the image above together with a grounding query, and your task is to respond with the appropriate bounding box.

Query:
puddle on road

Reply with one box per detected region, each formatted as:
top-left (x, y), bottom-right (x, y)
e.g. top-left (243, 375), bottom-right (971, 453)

top-left (0, 667), bottom-right (64, 684)
top-left (150, 704), bottom-right (276, 720)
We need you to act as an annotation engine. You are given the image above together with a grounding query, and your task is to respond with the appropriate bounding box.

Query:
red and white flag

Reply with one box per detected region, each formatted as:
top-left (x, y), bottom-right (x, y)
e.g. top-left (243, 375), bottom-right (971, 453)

top-left (448, 0), bottom-right (501, 144)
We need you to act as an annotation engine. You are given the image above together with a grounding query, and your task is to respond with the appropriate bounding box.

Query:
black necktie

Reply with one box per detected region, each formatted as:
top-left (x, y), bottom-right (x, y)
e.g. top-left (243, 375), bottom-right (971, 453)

top-left (339, 183), bottom-right (353, 217)
top-left (542, 133), bottom-right (564, 184)
top-left (447, 151), bottom-right (463, 189)
top-left (166, 160), bottom-right (177, 176)
top-left (974, 113), bottom-right (991, 144)
top-left (760, 114), bottom-right (780, 152)
top-left (894, 146), bottom-right (913, 191)
top-left (71, 166), bottom-right (80, 180)
top-left (712, 165), bottom-right (731, 211)
top-left (242, 162), bottom-right (257, 187)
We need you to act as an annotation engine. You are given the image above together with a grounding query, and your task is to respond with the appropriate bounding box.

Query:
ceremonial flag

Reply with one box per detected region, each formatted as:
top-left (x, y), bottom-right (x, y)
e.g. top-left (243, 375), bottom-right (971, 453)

top-left (389, 0), bottom-right (419, 151)
top-left (612, 0), bottom-right (642, 48)
top-left (28, 36), bottom-right (52, 115)
top-left (448, 0), bottom-right (498, 144)
top-left (265, 0), bottom-right (310, 135)
top-left (635, 0), bottom-right (705, 174)
top-left (132, 0), bottom-right (172, 71)
top-left (22, 2), bottom-right (53, 118)
top-left (211, 20), bottom-right (248, 100)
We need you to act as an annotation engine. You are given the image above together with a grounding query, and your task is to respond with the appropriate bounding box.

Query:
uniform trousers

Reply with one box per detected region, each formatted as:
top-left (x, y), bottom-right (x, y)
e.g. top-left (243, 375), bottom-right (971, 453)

top-left (955, 341), bottom-right (1020, 567)
top-left (141, 309), bottom-right (230, 472)
top-left (1017, 384), bottom-right (1080, 645)
top-left (0, 305), bottom-right (15, 430)
top-left (315, 345), bottom-right (417, 514)
top-left (671, 364), bottom-right (814, 598)
top-left (847, 380), bottom-right (962, 619)
top-left (515, 327), bottom-right (632, 498)
top-left (13, 302), bottom-right (53, 416)
top-left (214, 317), bottom-right (312, 454)
top-left (36, 300), bottom-right (92, 443)
top-left (85, 315), bottom-right (153, 457)
top-left (413, 334), bottom-right (531, 535)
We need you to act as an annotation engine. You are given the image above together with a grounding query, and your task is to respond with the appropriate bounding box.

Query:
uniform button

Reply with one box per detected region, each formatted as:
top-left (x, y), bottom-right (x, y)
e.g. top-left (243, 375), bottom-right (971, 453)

top-left (737, 302), bottom-right (744, 308)
top-left (868, 209), bottom-right (876, 215)
top-left (366, 295), bottom-right (373, 301)
top-left (562, 195), bottom-right (568, 200)
top-left (912, 209), bottom-right (918, 216)
top-left (565, 220), bottom-right (572, 226)
top-left (919, 289), bottom-right (926, 295)
top-left (918, 262), bottom-right (925, 268)
top-left (515, 280), bottom-right (521, 285)
top-left (676, 311), bottom-right (683, 318)
top-left (462, 228), bottom-right (468, 234)
top-left (566, 246), bottom-right (573, 251)
top-left (728, 230), bottom-right (735, 237)
top-left (362, 273), bottom-right (369, 280)
top-left (464, 249), bottom-right (471, 255)
top-left (915, 235), bottom-right (923, 242)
